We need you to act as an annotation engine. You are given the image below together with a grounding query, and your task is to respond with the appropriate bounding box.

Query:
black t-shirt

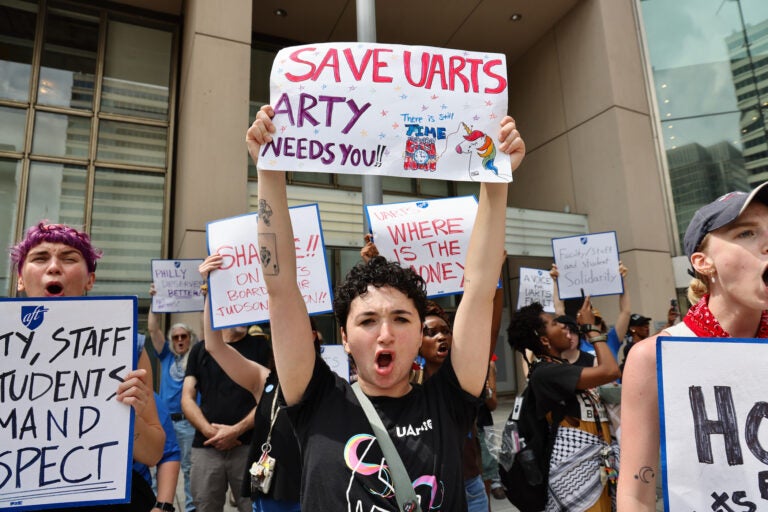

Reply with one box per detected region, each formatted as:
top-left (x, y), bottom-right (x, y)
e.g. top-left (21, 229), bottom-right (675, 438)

top-left (529, 360), bottom-right (583, 420)
top-left (287, 354), bottom-right (480, 511)
top-left (573, 350), bottom-right (595, 368)
top-left (241, 372), bottom-right (301, 502)
top-left (185, 334), bottom-right (271, 447)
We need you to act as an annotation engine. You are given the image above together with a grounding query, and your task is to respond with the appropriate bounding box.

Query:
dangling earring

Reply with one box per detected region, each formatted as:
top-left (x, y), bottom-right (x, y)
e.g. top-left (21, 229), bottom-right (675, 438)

top-left (710, 271), bottom-right (716, 284)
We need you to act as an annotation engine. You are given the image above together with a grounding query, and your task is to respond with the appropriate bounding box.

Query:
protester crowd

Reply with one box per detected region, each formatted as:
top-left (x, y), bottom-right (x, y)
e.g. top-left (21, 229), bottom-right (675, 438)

top-left (8, 91), bottom-right (768, 512)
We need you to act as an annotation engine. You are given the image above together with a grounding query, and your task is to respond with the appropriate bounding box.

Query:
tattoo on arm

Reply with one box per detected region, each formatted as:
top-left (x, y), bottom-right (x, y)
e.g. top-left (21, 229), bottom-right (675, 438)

top-left (633, 466), bottom-right (655, 484)
top-left (260, 233), bottom-right (279, 275)
top-left (258, 199), bottom-right (273, 226)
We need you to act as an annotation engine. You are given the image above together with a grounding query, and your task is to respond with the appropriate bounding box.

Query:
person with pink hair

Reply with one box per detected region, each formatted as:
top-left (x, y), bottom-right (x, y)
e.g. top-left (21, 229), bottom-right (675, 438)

top-left (11, 221), bottom-right (165, 511)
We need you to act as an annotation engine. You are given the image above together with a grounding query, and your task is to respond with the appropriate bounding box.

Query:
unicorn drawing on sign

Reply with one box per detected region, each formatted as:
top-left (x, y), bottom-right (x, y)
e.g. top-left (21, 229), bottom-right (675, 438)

top-left (455, 122), bottom-right (498, 179)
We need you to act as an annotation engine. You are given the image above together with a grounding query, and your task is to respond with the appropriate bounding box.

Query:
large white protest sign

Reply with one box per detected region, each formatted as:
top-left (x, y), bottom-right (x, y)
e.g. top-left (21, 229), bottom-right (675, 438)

top-left (258, 42), bottom-right (510, 182)
top-left (206, 205), bottom-right (333, 329)
top-left (551, 231), bottom-right (622, 299)
top-left (0, 297), bottom-right (136, 511)
top-left (517, 267), bottom-right (555, 312)
top-left (658, 337), bottom-right (768, 512)
top-left (151, 259), bottom-right (205, 313)
top-left (366, 196), bottom-right (478, 298)
top-left (320, 344), bottom-right (351, 382)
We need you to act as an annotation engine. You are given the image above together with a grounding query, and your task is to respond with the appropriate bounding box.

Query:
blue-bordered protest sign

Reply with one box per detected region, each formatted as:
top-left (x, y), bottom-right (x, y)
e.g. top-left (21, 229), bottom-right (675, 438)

top-left (259, 42), bottom-right (511, 183)
top-left (657, 336), bottom-right (768, 511)
top-left (551, 231), bottom-right (623, 299)
top-left (517, 267), bottom-right (555, 312)
top-left (206, 205), bottom-right (333, 329)
top-left (365, 195), bottom-right (479, 298)
top-left (0, 296), bottom-right (137, 511)
top-left (151, 259), bottom-right (205, 313)
top-left (319, 344), bottom-right (350, 382)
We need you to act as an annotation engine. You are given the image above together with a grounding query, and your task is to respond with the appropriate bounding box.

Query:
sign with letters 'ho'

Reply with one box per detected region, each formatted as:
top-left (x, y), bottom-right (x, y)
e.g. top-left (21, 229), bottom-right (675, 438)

top-left (365, 196), bottom-right (478, 298)
top-left (206, 205), bottom-right (333, 329)
top-left (658, 337), bottom-right (768, 512)
top-left (551, 231), bottom-right (623, 299)
top-left (0, 297), bottom-right (136, 511)
top-left (151, 259), bottom-right (205, 313)
top-left (258, 42), bottom-right (511, 182)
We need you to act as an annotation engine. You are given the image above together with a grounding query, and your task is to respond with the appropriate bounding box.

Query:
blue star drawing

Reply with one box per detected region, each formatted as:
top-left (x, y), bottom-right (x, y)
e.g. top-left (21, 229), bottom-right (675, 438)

top-left (400, 94), bottom-right (408, 100)
top-left (378, 132), bottom-right (386, 139)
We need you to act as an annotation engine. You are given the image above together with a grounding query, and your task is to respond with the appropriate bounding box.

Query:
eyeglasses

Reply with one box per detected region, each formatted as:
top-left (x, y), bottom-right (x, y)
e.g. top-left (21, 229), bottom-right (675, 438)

top-left (172, 333), bottom-right (190, 340)
top-left (423, 326), bottom-right (452, 337)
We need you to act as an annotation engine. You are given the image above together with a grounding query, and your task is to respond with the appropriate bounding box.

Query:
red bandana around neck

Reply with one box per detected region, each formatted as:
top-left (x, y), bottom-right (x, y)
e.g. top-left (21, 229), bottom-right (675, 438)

top-left (683, 294), bottom-right (768, 338)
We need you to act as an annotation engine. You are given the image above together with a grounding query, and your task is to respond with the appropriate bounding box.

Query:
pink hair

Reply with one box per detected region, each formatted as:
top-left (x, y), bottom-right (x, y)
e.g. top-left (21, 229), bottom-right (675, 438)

top-left (10, 221), bottom-right (103, 274)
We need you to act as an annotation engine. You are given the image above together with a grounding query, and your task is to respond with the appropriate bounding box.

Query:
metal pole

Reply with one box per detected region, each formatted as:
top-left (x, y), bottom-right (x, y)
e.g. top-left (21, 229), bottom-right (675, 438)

top-left (356, 0), bottom-right (382, 233)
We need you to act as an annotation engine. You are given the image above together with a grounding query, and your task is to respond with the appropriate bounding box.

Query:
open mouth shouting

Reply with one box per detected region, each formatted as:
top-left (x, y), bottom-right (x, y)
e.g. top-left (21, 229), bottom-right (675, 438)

top-left (436, 342), bottom-right (450, 356)
top-left (375, 350), bottom-right (395, 375)
top-left (45, 282), bottom-right (64, 296)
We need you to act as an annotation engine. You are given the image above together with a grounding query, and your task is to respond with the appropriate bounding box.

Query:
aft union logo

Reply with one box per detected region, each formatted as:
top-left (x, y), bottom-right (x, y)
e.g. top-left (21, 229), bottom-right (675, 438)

top-left (21, 305), bottom-right (49, 330)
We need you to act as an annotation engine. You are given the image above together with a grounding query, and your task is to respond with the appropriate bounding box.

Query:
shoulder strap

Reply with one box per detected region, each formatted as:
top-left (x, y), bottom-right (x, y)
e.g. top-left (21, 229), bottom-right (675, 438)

top-left (351, 382), bottom-right (422, 512)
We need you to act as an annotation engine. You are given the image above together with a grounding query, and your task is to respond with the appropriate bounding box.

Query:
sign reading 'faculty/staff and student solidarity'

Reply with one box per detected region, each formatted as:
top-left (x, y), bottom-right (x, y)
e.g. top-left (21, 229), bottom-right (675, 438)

top-left (258, 42), bottom-right (511, 183)
top-left (365, 196), bottom-right (479, 298)
top-left (551, 231), bottom-right (623, 299)
top-left (151, 259), bottom-right (205, 313)
top-left (206, 205), bottom-right (333, 329)
top-left (517, 267), bottom-right (555, 313)
top-left (657, 337), bottom-right (768, 512)
top-left (0, 297), bottom-right (136, 511)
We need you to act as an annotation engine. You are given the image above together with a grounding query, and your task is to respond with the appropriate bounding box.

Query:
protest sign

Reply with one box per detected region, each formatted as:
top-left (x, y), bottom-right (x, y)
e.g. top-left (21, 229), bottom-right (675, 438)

top-left (151, 259), bottom-right (205, 313)
top-left (517, 267), bottom-right (555, 312)
top-left (259, 42), bottom-right (510, 182)
top-left (319, 344), bottom-right (350, 382)
top-left (206, 205), bottom-right (333, 329)
top-left (366, 196), bottom-right (478, 297)
top-left (551, 231), bottom-right (622, 299)
top-left (657, 337), bottom-right (768, 512)
top-left (0, 297), bottom-right (136, 511)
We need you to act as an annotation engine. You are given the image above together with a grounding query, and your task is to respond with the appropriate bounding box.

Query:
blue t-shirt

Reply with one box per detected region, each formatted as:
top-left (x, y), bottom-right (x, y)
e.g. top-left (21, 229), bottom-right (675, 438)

top-left (158, 341), bottom-right (186, 415)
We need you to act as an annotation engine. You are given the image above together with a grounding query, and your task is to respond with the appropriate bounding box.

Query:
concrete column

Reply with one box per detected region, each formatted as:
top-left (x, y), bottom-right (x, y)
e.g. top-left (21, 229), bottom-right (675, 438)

top-left (507, 0), bottom-right (676, 325)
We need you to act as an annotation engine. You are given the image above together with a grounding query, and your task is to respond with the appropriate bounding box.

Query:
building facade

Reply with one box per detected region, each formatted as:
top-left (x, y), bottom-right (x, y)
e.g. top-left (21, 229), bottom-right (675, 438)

top-left (2, 0), bottom-right (765, 392)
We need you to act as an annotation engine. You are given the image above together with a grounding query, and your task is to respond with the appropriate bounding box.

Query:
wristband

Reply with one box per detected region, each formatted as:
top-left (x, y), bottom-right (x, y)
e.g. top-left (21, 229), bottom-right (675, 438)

top-left (588, 334), bottom-right (608, 344)
top-left (154, 502), bottom-right (175, 512)
top-left (580, 324), bottom-right (599, 335)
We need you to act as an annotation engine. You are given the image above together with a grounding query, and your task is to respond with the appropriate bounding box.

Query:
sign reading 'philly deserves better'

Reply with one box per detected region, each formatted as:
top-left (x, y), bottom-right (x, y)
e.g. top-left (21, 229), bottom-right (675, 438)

top-left (258, 42), bottom-right (511, 182)
top-left (0, 297), bottom-right (136, 511)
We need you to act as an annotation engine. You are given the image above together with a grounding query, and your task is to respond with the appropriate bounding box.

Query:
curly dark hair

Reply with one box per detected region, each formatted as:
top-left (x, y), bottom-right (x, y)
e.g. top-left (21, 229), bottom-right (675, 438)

top-left (506, 302), bottom-right (548, 359)
top-left (424, 300), bottom-right (451, 326)
top-left (333, 256), bottom-right (427, 329)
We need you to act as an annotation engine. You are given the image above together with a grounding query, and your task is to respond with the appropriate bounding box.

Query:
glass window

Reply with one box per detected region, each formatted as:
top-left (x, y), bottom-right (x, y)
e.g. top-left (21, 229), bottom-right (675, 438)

top-left (640, 0), bottom-right (768, 247)
top-left (291, 171), bottom-right (333, 185)
top-left (90, 168), bottom-right (165, 296)
top-left (0, 106), bottom-right (28, 152)
top-left (32, 111), bottom-right (91, 158)
top-left (23, 161), bottom-right (86, 229)
top-left (0, 158), bottom-right (21, 296)
top-left (38, 6), bottom-right (99, 109)
top-left (97, 119), bottom-right (167, 167)
top-left (101, 21), bottom-right (172, 121)
top-left (0, 0), bottom-right (37, 102)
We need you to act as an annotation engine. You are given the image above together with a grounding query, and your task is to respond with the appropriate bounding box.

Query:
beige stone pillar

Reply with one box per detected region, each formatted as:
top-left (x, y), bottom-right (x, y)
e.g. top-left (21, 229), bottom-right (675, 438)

top-left (172, 0), bottom-right (252, 330)
top-left (507, 0), bottom-right (676, 325)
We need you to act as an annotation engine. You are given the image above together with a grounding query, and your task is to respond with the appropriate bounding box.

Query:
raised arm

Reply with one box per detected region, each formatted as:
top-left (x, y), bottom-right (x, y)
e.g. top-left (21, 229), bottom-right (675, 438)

top-left (247, 105), bottom-right (315, 406)
top-left (199, 254), bottom-right (269, 399)
top-left (452, 116), bottom-right (525, 396)
top-left (549, 264), bottom-right (566, 316)
top-left (575, 297), bottom-right (621, 389)
top-left (617, 336), bottom-right (660, 511)
top-left (613, 262), bottom-right (631, 340)
top-left (147, 283), bottom-right (166, 354)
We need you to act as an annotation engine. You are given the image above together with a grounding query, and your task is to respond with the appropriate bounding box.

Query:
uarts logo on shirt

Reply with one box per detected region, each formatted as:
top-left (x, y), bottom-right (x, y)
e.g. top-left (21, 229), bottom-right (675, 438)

top-left (21, 305), bottom-right (49, 330)
top-left (395, 419), bottom-right (433, 438)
